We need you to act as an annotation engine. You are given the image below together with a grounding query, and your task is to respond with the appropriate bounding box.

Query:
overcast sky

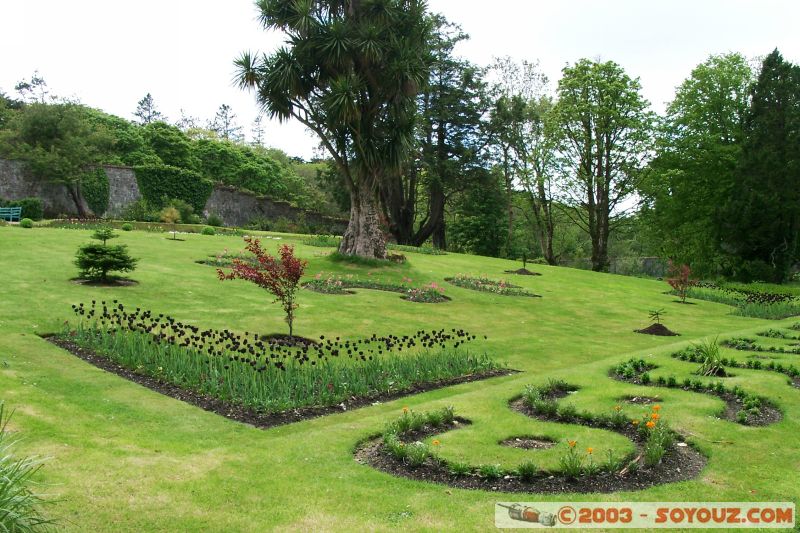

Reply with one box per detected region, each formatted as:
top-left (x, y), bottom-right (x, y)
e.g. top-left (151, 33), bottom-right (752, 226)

top-left (2, 1), bottom-right (797, 159)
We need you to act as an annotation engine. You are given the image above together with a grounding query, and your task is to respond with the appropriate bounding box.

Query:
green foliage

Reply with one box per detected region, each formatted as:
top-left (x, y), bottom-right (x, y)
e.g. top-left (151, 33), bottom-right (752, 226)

top-left (206, 213), bottom-right (223, 227)
top-left (449, 168), bottom-right (507, 257)
top-left (639, 53), bottom-right (753, 276)
top-left (74, 243), bottom-right (138, 281)
top-left (695, 338), bottom-right (725, 376)
top-left (0, 197), bottom-right (43, 221)
top-left (558, 442), bottom-right (584, 479)
top-left (134, 165), bottom-right (212, 213)
top-left (0, 403), bottom-right (55, 533)
top-left (550, 59), bottom-right (654, 272)
top-left (91, 227), bottom-right (117, 245)
top-left (201, 227), bottom-right (215, 236)
top-left (142, 122), bottom-right (196, 169)
top-left (121, 223), bottom-right (133, 232)
top-left (478, 463), bottom-right (503, 480)
top-left (82, 167), bottom-right (109, 215)
top-left (121, 198), bottom-right (160, 222)
top-left (723, 50), bottom-right (800, 282)
top-left (516, 460), bottom-right (539, 482)
top-left (19, 218), bottom-right (33, 228)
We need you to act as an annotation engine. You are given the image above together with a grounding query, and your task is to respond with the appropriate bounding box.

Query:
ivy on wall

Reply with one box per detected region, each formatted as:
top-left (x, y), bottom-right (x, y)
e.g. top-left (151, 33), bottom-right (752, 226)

top-left (82, 167), bottom-right (110, 215)
top-left (133, 164), bottom-right (213, 212)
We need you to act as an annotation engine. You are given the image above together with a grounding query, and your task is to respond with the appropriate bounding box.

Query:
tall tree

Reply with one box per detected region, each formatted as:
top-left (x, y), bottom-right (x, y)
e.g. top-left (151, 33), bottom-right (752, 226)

top-left (486, 58), bottom-right (548, 256)
top-left (234, 0), bottom-right (431, 259)
top-left (175, 109), bottom-right (199, 131)
top-left (134, 93), bottom-right (164, 124)
top-left (15, 71), bottom-right (51, 104)
top-left (518, 96), bottom-right (559, 264)
top-left (209, 104), bottom-right (243, 142)
top-left (550, 59), bottom-right (654, 272)
top-left (250, 113), bottom-right (266, 146)
top-left (640, 53), bottom-right (752, 275)
top-left (723, 50), bottom-right (800, 282)
top-left (380, 15), bottom-right (486, 249)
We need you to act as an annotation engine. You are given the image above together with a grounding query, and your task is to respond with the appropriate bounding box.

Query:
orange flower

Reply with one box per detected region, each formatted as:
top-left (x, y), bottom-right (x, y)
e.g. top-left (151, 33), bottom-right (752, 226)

top-left (646, 421), bottom-right (656, 428)
top-left (587, 447), bottom-right (594, 455)
top-left (614, 405), bottom-right (622, 412)
top-left (651, 413), bottom-right (660, 420)
top-left (653, 404), bottom-right (661, 411)
top-left (402, 407), bottom-right (409, 413)
top-left (632, 420), bottom-right (640, 426)
top-left (432, 439), bottom-right (441, 446)
top-left (567, 440), bottom-right (577, 448)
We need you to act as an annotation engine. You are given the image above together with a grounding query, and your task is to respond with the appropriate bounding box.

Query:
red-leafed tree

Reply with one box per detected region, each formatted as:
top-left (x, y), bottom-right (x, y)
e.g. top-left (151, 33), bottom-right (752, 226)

top-left (666, 261), bottom-right (696, 304)
top-left (218, 238), bottom-right (307, 338)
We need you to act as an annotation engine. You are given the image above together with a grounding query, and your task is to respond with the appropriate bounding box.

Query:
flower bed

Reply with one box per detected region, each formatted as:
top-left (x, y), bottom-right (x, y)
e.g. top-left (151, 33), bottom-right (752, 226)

top-left (304, 273), bottom-right (450, 303)
top-left (355, 386), bottom-right (705, 493)
top-left (611, 357), bottom-right (781, 426)
top-left (445, 274), bottom-right (539, 297)
top-left (57, 301), bottom-right (497, 416)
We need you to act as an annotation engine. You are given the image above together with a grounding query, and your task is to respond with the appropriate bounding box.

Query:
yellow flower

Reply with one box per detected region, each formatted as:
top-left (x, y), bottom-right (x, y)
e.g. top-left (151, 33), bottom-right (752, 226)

top-left (432, 439), bottom-right (441, 446)
top-left (632, 420), bottom-right (640, 426)
top-left (402, 407), bottom-right (409, 413)
top-left (646, 421), bottom-right (656, 428)
top-left (587, 447), bottom-right (594, 455)
top-left (614, 405), bottom-right (622, 412)
top-left (653, 404), bottom-right (661, 411)
top-left (567, 440), bottom-right (577, 448)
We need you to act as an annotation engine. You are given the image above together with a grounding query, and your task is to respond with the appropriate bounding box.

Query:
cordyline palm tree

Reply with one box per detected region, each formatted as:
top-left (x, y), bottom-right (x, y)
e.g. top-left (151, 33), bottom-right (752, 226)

top-left (234, 0), bottom-right (432, 259)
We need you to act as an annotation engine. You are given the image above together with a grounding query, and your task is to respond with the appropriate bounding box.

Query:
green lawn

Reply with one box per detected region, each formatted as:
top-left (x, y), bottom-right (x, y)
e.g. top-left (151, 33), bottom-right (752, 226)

top-left (1, 226), bottom-right (799, 531)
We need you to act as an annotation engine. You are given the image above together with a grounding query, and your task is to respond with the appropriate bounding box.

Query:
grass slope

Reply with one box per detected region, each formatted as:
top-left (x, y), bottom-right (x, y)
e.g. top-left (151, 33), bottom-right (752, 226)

top-left (0, 226), bottom-right (798, 531)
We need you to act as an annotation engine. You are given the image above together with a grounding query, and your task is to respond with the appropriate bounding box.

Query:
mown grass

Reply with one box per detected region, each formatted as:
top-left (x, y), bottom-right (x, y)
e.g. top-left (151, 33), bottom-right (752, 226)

top-left (1, 225), bottom-right (799, 531)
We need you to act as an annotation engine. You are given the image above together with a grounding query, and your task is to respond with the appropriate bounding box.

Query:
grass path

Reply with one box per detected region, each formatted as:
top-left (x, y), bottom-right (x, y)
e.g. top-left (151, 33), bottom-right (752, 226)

top-left (1, 226), bottom-right (798, 531)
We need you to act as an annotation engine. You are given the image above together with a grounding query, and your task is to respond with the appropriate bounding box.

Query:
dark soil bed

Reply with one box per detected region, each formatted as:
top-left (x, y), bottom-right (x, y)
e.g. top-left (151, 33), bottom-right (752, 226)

top-left (70, 277), bottom-right (139, 287)
top-left (621, 395), bottom-right (663, 405)
top-left (634, 323), bottom-right (680, 336)
top-left (499, 436), bottom-right (555, 449)
top-left (258, 333), bottom-right (320, 346)
top-left (46, 336), bottom-right (515, 430)
top-left (504, 268), bottom-right (542, 276)
top-left (355, 400), bottom-right (706, 494)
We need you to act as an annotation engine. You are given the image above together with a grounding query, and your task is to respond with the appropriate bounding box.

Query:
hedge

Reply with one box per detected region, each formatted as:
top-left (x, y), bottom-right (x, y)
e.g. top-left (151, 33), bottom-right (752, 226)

top-left (133, 164), bottom-right (213, 213)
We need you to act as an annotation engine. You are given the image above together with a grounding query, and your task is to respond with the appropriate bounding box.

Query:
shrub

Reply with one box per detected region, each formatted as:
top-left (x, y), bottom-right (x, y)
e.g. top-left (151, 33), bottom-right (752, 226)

top-left (448, 461), bottom-right (471, 477)
top-left (121, 223), bottom-right (133, 231)
top-left (121, 198), bottom-right (160, 222)
top-left (0, 402), bottom-right (54, 532)
top-left (75, 244), bottom-right (138, 282)
top-left (19, 218), bottom-right (33, 228)
top-left (559, 440), bottom-right (584, 479)
top-left (166, 198), bottom-right (197, 224)
top-left (92, 227), bottom-right (118, 245)
top-left (666, 261), bottom-right (696, 303)
top-left (478, 464), bottom-right (503, 480)
top-left (159, 206), bottom-right (180, 224)
top-left (206, 213), bottom-right (224, 227)
top-left (516, 460), bottom-right (539, 482)
top-left (201, 226), bottom-right (216, 236)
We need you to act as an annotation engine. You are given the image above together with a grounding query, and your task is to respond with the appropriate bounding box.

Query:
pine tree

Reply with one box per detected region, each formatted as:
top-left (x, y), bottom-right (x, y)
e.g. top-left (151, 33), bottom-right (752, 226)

top-left (724, 49), bottom-right (800, 282)
top-left (134, 93), bottom-right (164, 124)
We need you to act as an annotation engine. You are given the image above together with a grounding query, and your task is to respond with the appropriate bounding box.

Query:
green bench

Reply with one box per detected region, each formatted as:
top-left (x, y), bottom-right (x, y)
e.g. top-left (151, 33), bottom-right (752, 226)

top-left (0, 207), bottom-right (23, 222)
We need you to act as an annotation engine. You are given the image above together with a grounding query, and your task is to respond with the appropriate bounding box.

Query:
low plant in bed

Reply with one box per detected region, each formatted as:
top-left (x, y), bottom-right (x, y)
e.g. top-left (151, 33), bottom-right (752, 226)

top-left (445, 274), bottom-right (539, 297)
top-left (56, 301), bottom-right (501, 414)
top-left (305, 273), bottom-right (449, 303)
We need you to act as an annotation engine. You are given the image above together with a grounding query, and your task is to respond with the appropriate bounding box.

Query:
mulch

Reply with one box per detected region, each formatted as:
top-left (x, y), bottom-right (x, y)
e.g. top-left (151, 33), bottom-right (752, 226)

top-left (504, 268), bottom-right (542, 276)
top-left (46, 336), bottom-right (515, 431)
top-left (70, 277), bottom-right (139, 287)
top-left (634, 323), bottom-right (680, 336)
